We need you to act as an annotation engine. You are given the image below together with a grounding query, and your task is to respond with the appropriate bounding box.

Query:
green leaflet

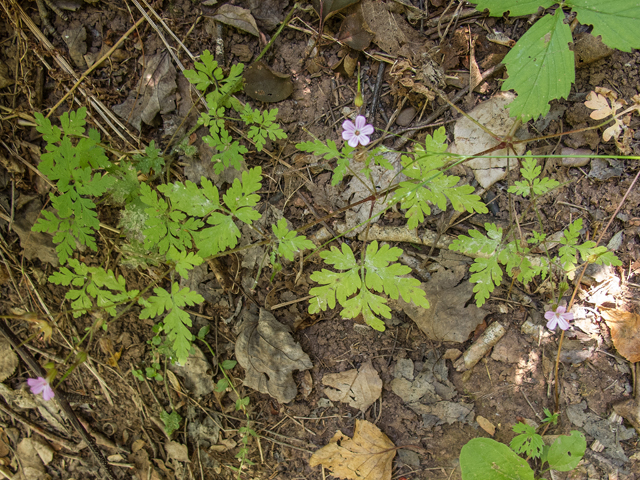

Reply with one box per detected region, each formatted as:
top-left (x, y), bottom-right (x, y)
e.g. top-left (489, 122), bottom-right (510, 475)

top-left (308, 242), bottom-right (428, 331)
top-left (139, 282), bottom-right (204, 365)
top-left (32, 108), bottom-right (115, 264)
top-left (501, 9), bottom-right (574, 120)
top-left (272, 218), bottom-right (315, 262)
top-left (510, 423), bottom-right (544, 459)
top-left (396, 127), bottom-right (487, 229)
top-left (49, 259), bottom-right (139, 317)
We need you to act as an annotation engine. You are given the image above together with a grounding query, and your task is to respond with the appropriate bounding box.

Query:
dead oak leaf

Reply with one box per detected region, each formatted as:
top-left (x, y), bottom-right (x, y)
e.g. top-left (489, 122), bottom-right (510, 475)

top-left (322, 360), bottom-right (382, 412)
top-left (310, 419), bottom-right (396, 480)
top-left (600, 309), bottom-right (640, 362)
top-left (235, 308), bottom-right (312, 403)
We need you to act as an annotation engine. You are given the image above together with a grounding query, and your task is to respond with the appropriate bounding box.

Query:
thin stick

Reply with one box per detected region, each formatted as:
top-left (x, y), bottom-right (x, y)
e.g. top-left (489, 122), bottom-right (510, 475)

top-left (46, 16), bottom-right (146, 117)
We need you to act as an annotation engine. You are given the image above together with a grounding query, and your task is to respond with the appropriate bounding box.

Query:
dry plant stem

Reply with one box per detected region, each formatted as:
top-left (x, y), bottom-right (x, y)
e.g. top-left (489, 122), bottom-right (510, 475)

top-left (554, 166), bottom-right (640, 411)
top-left (46, 16), bottom-right (146, 117)
top-left (0, 321), bottom-right (117, 480)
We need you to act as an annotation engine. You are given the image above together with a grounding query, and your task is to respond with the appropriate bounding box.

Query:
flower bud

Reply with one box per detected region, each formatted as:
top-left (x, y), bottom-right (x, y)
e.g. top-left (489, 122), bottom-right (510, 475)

top-left (354, 91), bottom-right (363, 108)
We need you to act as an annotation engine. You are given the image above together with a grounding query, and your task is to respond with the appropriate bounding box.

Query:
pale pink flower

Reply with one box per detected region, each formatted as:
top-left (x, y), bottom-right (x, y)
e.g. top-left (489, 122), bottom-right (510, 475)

top-left (27, 377), bottom-right (55, 401)
top-left (545, 305), bottom-right (573, 331)
top-left (342, 115), bottom-right (374, 147)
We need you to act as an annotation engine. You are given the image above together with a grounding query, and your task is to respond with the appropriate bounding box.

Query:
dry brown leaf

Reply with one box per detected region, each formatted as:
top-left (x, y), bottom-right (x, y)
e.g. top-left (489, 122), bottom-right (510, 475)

top-left (213, 4), bottom-right (260, 37)
top-left (309, 419), bottom-right (395, 480)
top-left (585, 91), bottom-right (614, 120)
top-left (476, 415), bottom-right (495, 436)
top-left (323, 360), bottom-right (382, 412)
top-left (600, 309), bottom-right (640, 362)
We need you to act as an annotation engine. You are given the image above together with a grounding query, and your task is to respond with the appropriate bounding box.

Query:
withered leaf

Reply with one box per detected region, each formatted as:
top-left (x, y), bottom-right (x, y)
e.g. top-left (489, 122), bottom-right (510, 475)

top-left (310, 419), bottom-right (396, 480)
top-left (312, 0), bottom-right (361, 21)
top-left (213, 4), bottom-right (260, 37)
top-left (337, 12), bottom-right (373, 51)
top-left (235, 309), bottom-right (312, 403)
top-left (323, 360), bottom-right (382, 412)
top-left (600, 309), bottom-right (640, 362)
top-left (243, 61), bottom-right (293, 103)
top-left (0, 338), bottom-right (18, 382)
top-left (112, 53), bottom-right (177, 131)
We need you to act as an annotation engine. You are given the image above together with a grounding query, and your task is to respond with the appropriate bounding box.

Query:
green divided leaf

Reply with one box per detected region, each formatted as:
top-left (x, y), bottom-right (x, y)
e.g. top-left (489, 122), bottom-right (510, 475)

top-left (134, 141), bottom-right (164, 175)
top-left (546, 430), bottom-right (586, 472)
top-left (166, 246), bottom-right (203, 279)
top-left (139, 282), bottom-right (204, 365)
top-left (32, 109), bottom-right (114, 264)
top-left (567, 1), bottom-right (640, 52)
top-left (510, 422), bottom-right (544, 459)
top-left (309, 242), bottom-right (428, 331)
top-left (241, 106), bottom-right (286, 151)
top-left (501, 8), bottom-right (574, 120)
top-left (450, 224), bottom-right (504, 307)
top-left (396, 127), bottom-right (486, 228)
top-left (295, 139), bottom-right (354, 185)
top-left (460, 438), bottom-right (534, 480)
top-left (508, 156), bottom-right (560, 197)
top-left (160, 410), bottom-right (182, 436)
top-left (49, 259), bottom-right (139, 317)
top-left (184, 50), bottom-right (224, 91)
top-left (468, 0), bottom-right (555, 16)
top-left (272, 218), bottom-right (315, 261)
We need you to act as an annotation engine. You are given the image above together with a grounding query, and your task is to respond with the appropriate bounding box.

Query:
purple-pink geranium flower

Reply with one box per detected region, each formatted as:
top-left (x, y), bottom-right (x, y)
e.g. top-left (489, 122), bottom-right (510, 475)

top-left (545, 305), bottom-right (573, 331)
top-left (342, 115), bottom-right (374, 147)
top-left (27, 377), bottom-right (55, 401)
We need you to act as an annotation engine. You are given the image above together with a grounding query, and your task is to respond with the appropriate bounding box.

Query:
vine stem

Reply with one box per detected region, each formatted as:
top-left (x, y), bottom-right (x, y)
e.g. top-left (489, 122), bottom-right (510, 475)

top-left (554, 166), bottom-right (640, 411)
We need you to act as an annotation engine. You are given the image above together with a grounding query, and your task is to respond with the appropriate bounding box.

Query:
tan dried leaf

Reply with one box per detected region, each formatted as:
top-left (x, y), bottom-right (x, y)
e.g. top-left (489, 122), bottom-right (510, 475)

top-left (0, 337), bottom-right (18, 382)
top-left (476, 415), bottom-right (495, 436)
top-left (585, 91), bottom-right (613, 120)
top-left (309, 419), bottom-right (396, 480)
top-left (323, 361), bottom-right (382, 412)
top-left (600, 309), bottom-right (640, 362)
top-left (603, 118), bottom-right (623, 142)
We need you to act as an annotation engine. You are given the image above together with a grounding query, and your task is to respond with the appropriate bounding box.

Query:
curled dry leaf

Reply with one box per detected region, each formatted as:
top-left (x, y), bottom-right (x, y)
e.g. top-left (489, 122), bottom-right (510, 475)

top-left (600, 309), bottom-right (640, 362)
top-left (310, 419), bottom-right (396, 480)
top-left (235, 309), bottom-right (313, 403)
top-left (213, 4), bottom-right (260, 37)
top-left (585, 91), bottom-right (615, 120)
top-left (322, 360), bottom-right (382, 412)
top-left (243, 61), bottom-right (293, 103)
top-left (337, 11), bottom-right (373, 51)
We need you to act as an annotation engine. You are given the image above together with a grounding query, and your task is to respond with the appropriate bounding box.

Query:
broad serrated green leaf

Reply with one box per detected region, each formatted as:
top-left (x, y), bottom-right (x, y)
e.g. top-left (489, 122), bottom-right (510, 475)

top-left (469, 255), bottom-right (503, 307)
top-left (450, 223), bottom-right (503, 256)
top-left (558, 219), bottom-right (583, 270)
top-left (272, 218), bottom-right (315, 261)
top-left (546, 431), bottom-right (586, 472)
top-left (468, 0), bottom-right (554, 16)
top-left (568, 0), bottom-right (640, 52)
top-left (502, 9), bottom-right (574, 120)
top-left (206, 129), bottom-right (248, 173)
top-left (510, 423), bottom-right (544, 458)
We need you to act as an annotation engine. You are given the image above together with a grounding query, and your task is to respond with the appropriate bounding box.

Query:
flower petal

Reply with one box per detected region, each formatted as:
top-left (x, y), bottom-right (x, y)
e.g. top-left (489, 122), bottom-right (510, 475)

top-left (358, 134), bottom-right (370, 146)
top-left (360, 124), bottom-right (374, 136)
top-left (544, 311), bottom-right (555, 320)
top-left (348, 136), bottom-right (360, 148)
top-left (342, 130), bottom-right (353, 141)
top-left (42, 386), bottom-right (55, 401)
top-left (342, 119), bottom-right (355, 134)
top-left (557, 317), bottom-right (571, 330)
top-left (355, 115), bottom-right (367, 130)
top-left (556, 305), bottom-right (566, 314)
top-left (546, 318), bottom-right (557, 330)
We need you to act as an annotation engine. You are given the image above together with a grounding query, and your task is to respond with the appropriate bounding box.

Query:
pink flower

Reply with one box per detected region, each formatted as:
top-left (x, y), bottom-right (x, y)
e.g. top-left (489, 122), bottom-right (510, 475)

top-left (342, 115), bottom-right (374, 147)
top-left (545, 305), bottom-right (573, 331)
top-left (27, 377), bottom-right (55, 401)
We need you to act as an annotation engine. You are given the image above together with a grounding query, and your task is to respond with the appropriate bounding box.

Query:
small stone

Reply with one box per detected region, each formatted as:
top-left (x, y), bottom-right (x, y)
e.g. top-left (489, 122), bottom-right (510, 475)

top-left (398, 449), bottom-right (421, 467)
top-left (443, 348), bottom-right (462, 361)
top-left (396, 106), bottom-right (417, 126)
top-left (561, 147), bottom-right (592, 167)
top-left (394, 358), bottom-right (414, 380)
